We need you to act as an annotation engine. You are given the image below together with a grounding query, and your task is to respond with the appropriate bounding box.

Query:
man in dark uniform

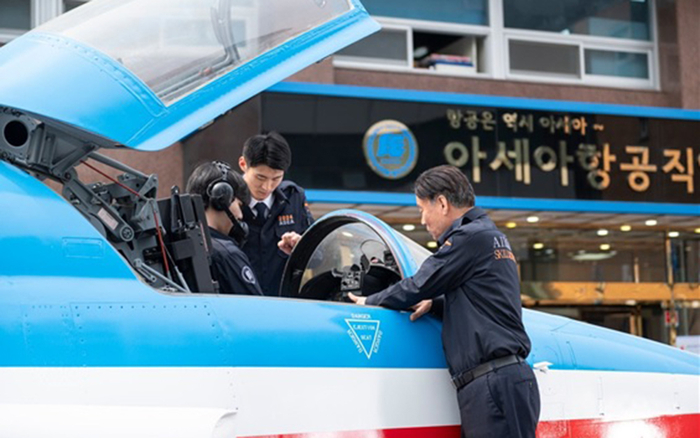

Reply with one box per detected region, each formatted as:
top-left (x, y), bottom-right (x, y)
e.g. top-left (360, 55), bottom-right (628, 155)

top-left (186, 161), bottom-right (262, 296)
top-left (238, 132), bottom-right (313, 295)
top-left (349, 165), bottom-right (540, 438)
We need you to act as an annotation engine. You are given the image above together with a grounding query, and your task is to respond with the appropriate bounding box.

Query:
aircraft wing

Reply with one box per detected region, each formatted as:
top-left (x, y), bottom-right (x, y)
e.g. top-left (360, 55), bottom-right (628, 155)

top-left (0, 0), bottom-right (379, 151)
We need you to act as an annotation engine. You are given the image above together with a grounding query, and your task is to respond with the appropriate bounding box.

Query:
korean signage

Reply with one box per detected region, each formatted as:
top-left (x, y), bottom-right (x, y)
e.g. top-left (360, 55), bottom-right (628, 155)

top-left (262, 92), bottom-right (700, 204)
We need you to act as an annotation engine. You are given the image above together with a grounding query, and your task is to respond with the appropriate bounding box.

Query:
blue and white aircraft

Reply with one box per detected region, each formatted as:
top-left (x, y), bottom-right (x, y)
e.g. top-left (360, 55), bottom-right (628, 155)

top-left (0, 1), bottom-right (698, 437)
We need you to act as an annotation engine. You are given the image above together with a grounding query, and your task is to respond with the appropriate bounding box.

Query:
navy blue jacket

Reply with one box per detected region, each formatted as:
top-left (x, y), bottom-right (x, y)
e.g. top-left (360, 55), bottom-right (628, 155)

top-left (209, 228), bottom-right (263, 296)
top-left (366, 207), bottom-right (531, 376)
top-left (241, 181), bottom-right (313, 295)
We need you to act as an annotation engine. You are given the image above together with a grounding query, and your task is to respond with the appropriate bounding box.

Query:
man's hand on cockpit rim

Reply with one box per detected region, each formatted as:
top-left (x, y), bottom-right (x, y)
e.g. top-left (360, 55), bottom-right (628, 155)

top-left (347, 292), bottom-right (367, 306)
top-left (410, 300), bottom-right (432, 322)
top-left (348, 293), bottom-right (432, 322)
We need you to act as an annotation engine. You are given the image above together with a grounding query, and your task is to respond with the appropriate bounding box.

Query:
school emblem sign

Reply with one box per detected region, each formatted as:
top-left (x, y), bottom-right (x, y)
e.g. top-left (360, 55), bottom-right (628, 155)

top-left (363, 120), bottom-right (419, 180)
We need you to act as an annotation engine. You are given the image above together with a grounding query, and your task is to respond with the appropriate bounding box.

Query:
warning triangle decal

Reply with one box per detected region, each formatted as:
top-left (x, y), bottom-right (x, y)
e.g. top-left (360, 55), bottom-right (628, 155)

top-left (345, 319), bottom-right (381, 359)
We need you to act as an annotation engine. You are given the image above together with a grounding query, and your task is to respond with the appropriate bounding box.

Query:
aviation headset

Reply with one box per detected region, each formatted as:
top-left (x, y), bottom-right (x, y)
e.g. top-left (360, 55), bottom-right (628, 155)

top-left (206, 161), bottom-right (249, 246)
top-left (206, 161), bottom-right (235, 211)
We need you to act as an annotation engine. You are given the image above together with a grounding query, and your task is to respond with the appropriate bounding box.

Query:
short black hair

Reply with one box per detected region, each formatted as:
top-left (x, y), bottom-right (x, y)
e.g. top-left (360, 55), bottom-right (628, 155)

top-left (242, 131), bottom-right (292, 171)
top-left (414, 165), bottom-right (475, 208)
top-left (185, 161), bottom-right (251, 209)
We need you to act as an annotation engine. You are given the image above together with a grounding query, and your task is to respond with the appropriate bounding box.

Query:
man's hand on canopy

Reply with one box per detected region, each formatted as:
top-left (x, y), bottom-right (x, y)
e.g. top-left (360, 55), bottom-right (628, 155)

top-left (277, 231), bottom-right (302, 255)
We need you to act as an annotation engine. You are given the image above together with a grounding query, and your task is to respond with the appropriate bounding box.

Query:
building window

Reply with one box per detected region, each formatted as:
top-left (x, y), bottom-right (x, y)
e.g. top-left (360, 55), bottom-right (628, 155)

top-left (335, 0), bottom-right (657, 89)
top-left (336, 0), bottom-right (489, 75)
top-left (0, 0), bottom-right (31, 30)
top-left (501, 0), bottom-right (654, 86)
top-left (0, 0), bottom-right (83, 43)
top-left (508, 40), bottom-right (580, 78)
top-left (64, 0), bottom-right (90, 13)
top-left (335, 17), bottom-right (489, 76)
top-left (584, 49), bottom-right (649, 79)
top-left (336, 25), bottom-right (412, 68)
top-left (413, 31), bottom-right (483, 74)
top-left (0, 0), bottom-right (31, 42)
top-left (503, 0), bottom-right (651, 41)
top-left (361, 0), bottom-right (489, 26)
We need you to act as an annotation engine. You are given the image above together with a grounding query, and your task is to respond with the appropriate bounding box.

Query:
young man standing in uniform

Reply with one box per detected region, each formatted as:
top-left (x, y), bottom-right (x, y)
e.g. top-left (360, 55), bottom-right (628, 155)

top-left (238, 132), bottom-right (313, 295)
top-left (350, 165), bottom-right (540, 438)
top-left (186, 161), bottom-right (262, 296)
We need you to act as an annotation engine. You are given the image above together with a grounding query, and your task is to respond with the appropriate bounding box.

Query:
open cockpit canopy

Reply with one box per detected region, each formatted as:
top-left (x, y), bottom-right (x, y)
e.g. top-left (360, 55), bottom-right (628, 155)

top-left (0, 0), bottom-right (378, 150)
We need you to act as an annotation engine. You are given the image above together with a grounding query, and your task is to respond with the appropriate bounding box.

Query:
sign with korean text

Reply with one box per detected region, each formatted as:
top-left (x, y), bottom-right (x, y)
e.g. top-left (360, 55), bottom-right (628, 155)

top-left (262, 93), bottom-right (699, 204)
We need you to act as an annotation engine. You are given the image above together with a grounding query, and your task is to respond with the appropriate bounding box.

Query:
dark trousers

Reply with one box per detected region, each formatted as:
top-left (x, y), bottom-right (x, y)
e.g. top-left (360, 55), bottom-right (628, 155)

top-left (457, 361), bottom-right (540, 438)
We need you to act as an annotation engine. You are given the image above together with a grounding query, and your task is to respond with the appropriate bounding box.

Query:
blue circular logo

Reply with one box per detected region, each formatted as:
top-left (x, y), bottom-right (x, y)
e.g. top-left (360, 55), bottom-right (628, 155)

top-left (363, 120), bottom-right (418, 180)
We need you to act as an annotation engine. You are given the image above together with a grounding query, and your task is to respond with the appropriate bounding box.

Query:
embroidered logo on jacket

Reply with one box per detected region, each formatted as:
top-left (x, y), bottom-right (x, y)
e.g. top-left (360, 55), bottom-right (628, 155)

top-left (242, 266), bottom-right (256, 284)
top-left (493, 235), bottom-right (516, 262)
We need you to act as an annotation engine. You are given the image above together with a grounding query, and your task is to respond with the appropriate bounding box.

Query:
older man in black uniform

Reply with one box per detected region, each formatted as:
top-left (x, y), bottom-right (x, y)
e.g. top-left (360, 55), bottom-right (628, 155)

top-left (238, 132), bottom-right (313, 295)
top-left (350, 165), bottom-right (540, 438)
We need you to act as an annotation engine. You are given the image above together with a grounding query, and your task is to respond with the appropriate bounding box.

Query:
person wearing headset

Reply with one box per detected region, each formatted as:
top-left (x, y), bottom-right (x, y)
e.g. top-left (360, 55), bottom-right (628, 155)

top-left (186, 161), bottom-right (262, 295)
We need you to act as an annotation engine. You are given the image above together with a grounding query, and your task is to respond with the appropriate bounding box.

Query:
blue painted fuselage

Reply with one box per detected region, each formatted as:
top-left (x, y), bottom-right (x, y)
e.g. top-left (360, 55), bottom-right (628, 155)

top-left (0, 161), bottom-right (697, 376)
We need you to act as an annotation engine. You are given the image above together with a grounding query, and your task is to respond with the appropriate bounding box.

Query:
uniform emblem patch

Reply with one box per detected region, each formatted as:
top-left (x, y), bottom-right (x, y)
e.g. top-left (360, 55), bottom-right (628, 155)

top-left (242, 266), bottom-right (256, 284)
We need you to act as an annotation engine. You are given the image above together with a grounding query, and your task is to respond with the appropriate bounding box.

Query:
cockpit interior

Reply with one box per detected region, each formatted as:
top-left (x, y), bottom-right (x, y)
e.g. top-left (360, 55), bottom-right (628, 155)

top-left (277, 211), bottom-right (435, 301)
top-left (280, 220), bottom-right (402, 302)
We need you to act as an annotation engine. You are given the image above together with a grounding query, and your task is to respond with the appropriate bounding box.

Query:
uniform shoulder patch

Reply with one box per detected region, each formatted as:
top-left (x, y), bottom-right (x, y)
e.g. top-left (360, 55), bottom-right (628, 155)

top-left (434, 238), bottom-right (455, 257)
top-left (492, 234), bottom-right (516, 262)
top-left (242, 266), bottom-right (256, 284)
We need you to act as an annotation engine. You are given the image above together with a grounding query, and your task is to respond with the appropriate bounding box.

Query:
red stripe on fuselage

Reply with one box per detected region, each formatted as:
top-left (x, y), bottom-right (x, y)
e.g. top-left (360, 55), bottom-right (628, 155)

top-left (536, 413), bottom-right (700, 438)
top-left (244, 426), bottom-right (460, 438)
top-left (244, 413), bottom-right (700, 438)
